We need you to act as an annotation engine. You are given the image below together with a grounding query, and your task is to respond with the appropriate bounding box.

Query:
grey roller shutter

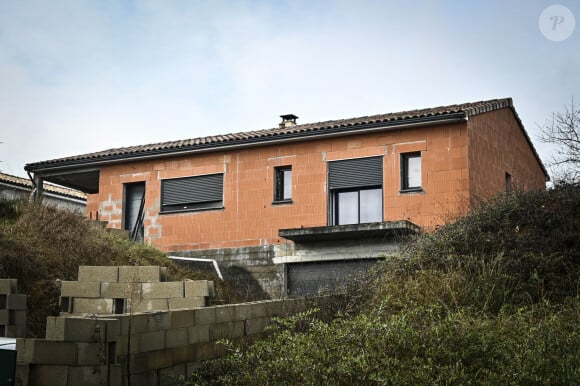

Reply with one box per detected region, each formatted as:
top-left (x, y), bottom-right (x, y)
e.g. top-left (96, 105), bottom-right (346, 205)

top-left (162, 173), bottom-right (223, 207)
top-left (328, 156), bottom-right (383, 190)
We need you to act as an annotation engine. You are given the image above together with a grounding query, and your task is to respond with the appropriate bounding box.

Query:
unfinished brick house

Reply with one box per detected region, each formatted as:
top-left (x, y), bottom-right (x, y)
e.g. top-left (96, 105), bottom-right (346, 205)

top-left (25, 98), bottom-right (548, 297)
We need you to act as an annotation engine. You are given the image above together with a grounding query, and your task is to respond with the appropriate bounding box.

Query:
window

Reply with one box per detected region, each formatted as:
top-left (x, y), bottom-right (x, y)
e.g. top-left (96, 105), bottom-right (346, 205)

top-left (160, 173), bottom-right (223, 213)
top-left (328, 156), bottom-right (383, 225)
top-left (401, 152), bottom-right (422, 191)
top-left (505, 172), bottom-right (512, 191)
top-left (274, 166), bottom-right (292, 203)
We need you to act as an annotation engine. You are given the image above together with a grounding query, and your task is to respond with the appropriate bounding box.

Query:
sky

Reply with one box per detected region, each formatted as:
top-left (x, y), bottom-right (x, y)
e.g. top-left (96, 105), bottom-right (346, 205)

top-left (0, 0), bottom-right (579, 179)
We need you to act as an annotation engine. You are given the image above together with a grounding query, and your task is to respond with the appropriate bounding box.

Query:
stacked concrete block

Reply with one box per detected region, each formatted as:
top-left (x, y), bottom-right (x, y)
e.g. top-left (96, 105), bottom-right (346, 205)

top-left (59, 266), bottom-right (214, 315)
top-left (0, 278), bottom-right (27, 337)
top-left (16, 316), bottom-right (121, 386)
top-left (15, 296), bottom-right (317, 386)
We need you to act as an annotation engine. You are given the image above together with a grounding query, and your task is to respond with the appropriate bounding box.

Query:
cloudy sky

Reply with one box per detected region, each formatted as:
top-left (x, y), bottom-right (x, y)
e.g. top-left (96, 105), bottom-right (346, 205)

top-left (1, 0), bottom-right (578, 178)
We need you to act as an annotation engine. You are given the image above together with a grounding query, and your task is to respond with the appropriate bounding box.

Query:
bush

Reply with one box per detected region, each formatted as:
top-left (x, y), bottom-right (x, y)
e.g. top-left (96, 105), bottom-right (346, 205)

top-left (188, 185), bottom-right (580, 385)
top-left (0, 201), bottom-right (243, 337)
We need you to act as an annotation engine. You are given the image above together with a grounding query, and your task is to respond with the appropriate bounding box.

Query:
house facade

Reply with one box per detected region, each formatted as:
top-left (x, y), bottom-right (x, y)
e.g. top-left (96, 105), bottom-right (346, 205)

top-left (25, 98), bottom-right (548, 297)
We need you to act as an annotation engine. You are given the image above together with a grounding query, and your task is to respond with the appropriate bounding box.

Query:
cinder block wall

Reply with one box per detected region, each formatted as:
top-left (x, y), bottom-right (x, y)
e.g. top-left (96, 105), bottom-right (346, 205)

top-left (15, 297), bottom-right (314, 386)
top-left (0, 278), bottom-right (27, 338)
top-left (60, 266), bottom-right (214, 315)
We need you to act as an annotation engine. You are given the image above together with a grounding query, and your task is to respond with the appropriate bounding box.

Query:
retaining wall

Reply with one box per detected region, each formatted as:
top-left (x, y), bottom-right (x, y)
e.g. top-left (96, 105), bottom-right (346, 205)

top-left (0, 279), bottom-right (27, 338)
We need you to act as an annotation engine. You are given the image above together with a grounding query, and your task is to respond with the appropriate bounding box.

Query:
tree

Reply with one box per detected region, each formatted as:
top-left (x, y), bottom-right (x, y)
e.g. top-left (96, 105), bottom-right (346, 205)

top-left (538, 99), bottom-right (580, 183)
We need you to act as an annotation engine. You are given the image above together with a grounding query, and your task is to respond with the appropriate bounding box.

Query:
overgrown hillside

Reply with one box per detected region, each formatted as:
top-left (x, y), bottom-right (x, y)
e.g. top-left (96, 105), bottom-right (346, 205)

top-left (0, 201), bottom-right (242, 337)
top-left (189, 184), bottom-right (580, 385)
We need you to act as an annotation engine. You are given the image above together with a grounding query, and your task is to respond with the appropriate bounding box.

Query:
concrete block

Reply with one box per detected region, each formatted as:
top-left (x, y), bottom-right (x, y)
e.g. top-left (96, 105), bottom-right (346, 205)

top-left (78, 266), bottom-right (119, 283)
top-left (101, 282), bottom-right (142, 299)
top-left (108, 364), bottom-right (123, 386)
top-left (73, 298), bottom-right (113, 314)
top-left (118, 266), bottom-right (161, 283)
top-left (77, 342), bottom-right (107, 365)
top-left (245, 317), bottom-right (272, 336)
top-left (235, 302), bottom-right (267, 321)
top-left (61, 281), bottom-right (101, 298)
top-left (188, 325), bottom-right (210, 344)
top-left (210, 321), bottom-right (244, 341)
top-left (169, 309), bottom-right (195, 329)
top-left (18, 339), bottom-right (78, 365)
top-left (145, 348), bottom-right (173, 369)
top-left (45, 316), bottom-right (120, 343)
top-left (13, 309), bottom-right (26, 325)
top-left (29, 365), bottom-right (68, 386)
top-left (3, 324), bottom-right (26, 338)
top-left (141, 282), bottom-right (184, 299)
top-left (0, 279), bottom-right (17, 294)
top-left (208, 281), bottom-right (215, 297)
top-left (133, 331), bottom-right (165, 353)
top-left (146, 311), bottom-right (171, 332)
top-left (67, 365), bottom-right (109, 386)
top-left (125, 352), bottom-right (149, 374)
top-left (160, 267), bottom-right (168, 282)
top-left (0, 309), bottom-right (9, 324)
top-left (122, 369), bottom-right (157, 386)
top-left (119, 313), bottom-right (148, 335)
top-left (264, 299), bottom-right (284, 317)
top-left (165, 327), bottom-right (188, 348)
top-left (168, 297), bottom-right (205, 310)
top-left (131, 299), bottom-right (169, 313)
top-left (15, 364), bottom-right (30, 386)
top-left (172, 344), bottom-right (196, 364)
top-left (193, 308), bottom-right (215, 325)
top-left (183, 280), bottom-right (210, 297)
top-left (215, 305), bottom-right (235, 323)
top-left (5, 294), bottom-right (27, 309)
top-left (195, 342), bottom-right (216, 361)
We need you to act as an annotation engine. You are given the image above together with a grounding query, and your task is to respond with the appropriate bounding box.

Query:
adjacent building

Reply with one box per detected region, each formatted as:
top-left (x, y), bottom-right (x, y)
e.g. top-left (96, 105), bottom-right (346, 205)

top-left (24, 98), bottom-right (548, 296)
top-left (0, 172), bottom-right (86, 213)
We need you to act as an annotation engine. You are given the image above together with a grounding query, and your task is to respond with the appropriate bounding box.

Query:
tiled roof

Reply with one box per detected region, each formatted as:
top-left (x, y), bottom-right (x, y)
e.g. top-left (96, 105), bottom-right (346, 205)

top-left (0, 172), bottom-right (87, 200)
top-left (25, 98), bottom-right (516, 171)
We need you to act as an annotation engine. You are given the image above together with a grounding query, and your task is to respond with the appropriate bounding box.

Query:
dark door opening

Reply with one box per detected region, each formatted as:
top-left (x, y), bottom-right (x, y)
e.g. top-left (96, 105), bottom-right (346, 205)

top-left (124, 182), bottom-right (145, 243)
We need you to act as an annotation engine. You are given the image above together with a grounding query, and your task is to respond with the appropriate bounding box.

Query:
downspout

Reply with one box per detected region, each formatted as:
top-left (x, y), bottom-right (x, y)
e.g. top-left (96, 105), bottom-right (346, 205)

top-left (167, 256), bottom-right (224, 281)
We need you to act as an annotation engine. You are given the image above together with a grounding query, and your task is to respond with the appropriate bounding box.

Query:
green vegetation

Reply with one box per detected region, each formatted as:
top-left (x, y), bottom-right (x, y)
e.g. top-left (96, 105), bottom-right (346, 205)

top-left (0, 201), bottom-right (242, 337)
top-left (189, 184), bottom-right (580, 385)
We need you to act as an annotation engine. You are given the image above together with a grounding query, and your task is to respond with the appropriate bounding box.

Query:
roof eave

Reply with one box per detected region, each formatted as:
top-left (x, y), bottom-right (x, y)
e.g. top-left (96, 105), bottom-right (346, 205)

top-left (26, 113), bottom-right (467, 174)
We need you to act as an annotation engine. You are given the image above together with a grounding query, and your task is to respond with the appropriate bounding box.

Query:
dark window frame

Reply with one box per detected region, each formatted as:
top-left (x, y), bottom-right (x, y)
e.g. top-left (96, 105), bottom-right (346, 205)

top-left (273, 166), bottom-right (293, 204)
top-left (160, 173), bottom-right (224, 214)
top-left (332, 186), bottom-right (383, 225)
top-left (400, 152), bottom-right (423, 192)
top-left (327, 156), bottom-right (384, 226)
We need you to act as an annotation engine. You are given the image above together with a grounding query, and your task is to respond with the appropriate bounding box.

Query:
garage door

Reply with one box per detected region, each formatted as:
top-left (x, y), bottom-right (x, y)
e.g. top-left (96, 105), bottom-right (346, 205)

top-left (286, 259), bottom-right (377, 296)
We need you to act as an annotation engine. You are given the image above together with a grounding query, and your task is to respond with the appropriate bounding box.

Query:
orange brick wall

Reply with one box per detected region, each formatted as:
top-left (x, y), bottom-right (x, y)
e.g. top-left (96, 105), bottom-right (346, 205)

top-left (86, 113), bottom-right (541, 252)
top-left (467, 108), bottom-right (547, 204)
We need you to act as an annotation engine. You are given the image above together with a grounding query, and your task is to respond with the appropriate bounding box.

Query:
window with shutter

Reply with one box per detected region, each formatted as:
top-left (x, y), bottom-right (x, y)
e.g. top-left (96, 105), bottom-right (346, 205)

top-left (160, 173), bottom-right (224, 213)
top-left (328, 156), bottom-right (383, 225)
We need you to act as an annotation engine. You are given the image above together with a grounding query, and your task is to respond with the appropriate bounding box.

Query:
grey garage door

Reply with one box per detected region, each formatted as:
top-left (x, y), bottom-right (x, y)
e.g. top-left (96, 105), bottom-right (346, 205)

top-left (286, 259), bottom-right (377, 296)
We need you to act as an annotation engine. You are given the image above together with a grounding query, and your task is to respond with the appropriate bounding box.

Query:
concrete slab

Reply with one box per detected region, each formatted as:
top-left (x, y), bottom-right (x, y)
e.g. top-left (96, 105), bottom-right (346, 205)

top-left (141, 282), bottom-right (184, 299)
top-left (78, 266), bottom-right (119, 283)
top-left (118, 266), bottom-right (161, 283)
top-left (0, 279), bottom-right (17, 294)
top-left (61, 281), bottom-right (101, 298)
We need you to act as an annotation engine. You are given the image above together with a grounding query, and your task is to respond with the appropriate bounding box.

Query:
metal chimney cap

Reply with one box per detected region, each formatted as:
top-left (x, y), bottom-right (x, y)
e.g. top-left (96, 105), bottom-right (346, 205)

top-left (280, 114), bottom-right (299, 121)
top-left (279, 114), bottom-right (299, 128)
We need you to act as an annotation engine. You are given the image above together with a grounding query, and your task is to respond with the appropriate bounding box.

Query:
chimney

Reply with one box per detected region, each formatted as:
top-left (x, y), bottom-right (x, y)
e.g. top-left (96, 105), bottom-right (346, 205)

top-left (279, 114), bottom-right (298, 128)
